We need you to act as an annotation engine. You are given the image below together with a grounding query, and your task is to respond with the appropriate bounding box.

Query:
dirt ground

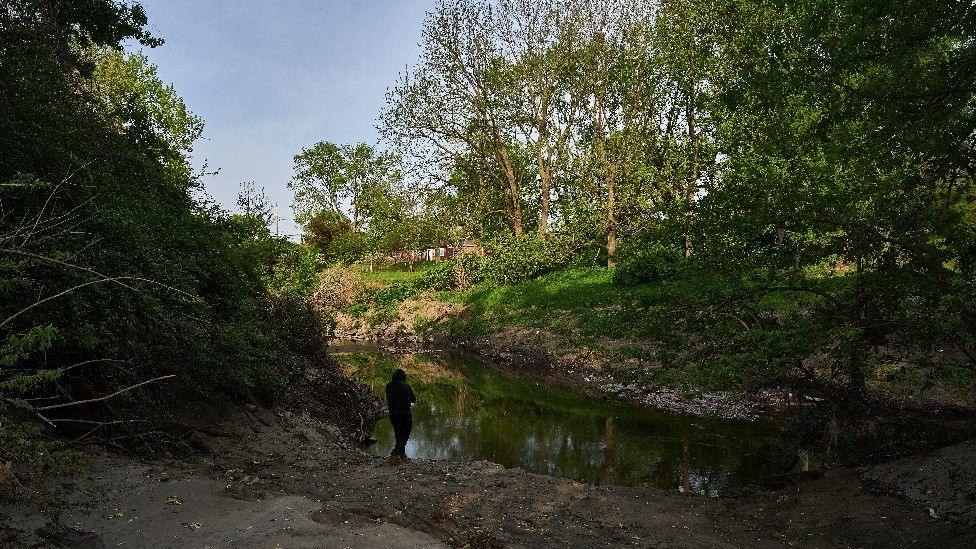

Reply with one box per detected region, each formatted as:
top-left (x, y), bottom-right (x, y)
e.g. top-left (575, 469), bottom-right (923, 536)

top-left (18, 406), bottom-right (972, 549)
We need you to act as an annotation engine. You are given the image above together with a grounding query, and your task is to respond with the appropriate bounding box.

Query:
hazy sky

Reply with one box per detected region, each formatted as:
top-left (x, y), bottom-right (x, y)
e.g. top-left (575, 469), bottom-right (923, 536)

top-left (135, 0), bottom-right (433, 236)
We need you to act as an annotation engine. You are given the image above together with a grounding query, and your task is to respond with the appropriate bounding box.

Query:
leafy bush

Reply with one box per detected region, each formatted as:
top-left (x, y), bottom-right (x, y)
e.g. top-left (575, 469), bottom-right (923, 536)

top-left (612, 236), bottom-right (684, 285)
top-left (266, 242), bottom-right (322, 296)
top-left (452, 251), bottom-right (485, 289)
top-left (261, 292), bottom-right (337, 391)
top-left (326, 231), bottom-right (367, 265)
top-left (417, 260), bottom-right (456, 292)
top-left (374, 281), bottom-right (416, 310)
top-left (482, 234), bottom-right (569, 285)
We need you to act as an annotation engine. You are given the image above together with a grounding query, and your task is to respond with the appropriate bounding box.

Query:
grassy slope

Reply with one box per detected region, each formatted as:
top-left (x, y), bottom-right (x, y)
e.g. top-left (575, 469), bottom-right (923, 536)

top-left (340, 264), bottom-right (972, 400)
top-left (353, 264), bottom-right (748, 359)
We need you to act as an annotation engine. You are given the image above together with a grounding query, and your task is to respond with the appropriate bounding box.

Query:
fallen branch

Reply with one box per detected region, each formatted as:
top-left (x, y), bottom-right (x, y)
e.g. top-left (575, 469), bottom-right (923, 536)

top-left (1, 249), bottom-right (200, 302)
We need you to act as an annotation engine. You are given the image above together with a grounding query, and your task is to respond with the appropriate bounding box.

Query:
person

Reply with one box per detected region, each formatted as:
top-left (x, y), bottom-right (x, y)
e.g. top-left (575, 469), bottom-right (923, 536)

top-left (385, 368), bottom-right (416, 464)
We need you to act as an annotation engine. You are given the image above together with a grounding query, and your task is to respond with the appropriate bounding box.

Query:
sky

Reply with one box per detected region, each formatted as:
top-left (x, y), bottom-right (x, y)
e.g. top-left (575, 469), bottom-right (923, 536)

top-left (134, 0), bottom-right (433, 237)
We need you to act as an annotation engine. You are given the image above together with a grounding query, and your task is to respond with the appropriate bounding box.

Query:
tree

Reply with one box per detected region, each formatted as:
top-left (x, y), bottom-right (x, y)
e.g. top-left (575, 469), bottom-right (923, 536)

top-left (687, 0), bottom-right (976, 397)
top-left (302, 210), bottom-right (353, 256)
top-left (381, 0), bottom-right (527, 235)
top-left (288, 141), bottom-right (391, 231)
top-left (495, 0), bottom-right (584, 235)
top-left (237, 181), bottom-right (274, 229)
top-left (90, 47), bottom-right (204, 182)
top-left (2, 1), bottom-right (331, 538)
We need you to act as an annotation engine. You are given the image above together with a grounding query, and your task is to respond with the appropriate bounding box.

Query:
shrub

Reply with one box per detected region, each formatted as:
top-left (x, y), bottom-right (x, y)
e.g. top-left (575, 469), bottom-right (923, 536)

top-left (417, 260), bottom-right (456, 292)
top-left (374, 281), bottom-right (416, 311)
top-left (452, 251), bottom-right (484, 289)
top-left (482, 234), bottom-right (569, 285)
top-left (267, 242), bottom-right (322, 296)
top-left (313, 266), bottom-right (365, 309)
top-left (326, 231), bottom-right (367, 265)
top-left (612, 237), bottom-right (684, 285)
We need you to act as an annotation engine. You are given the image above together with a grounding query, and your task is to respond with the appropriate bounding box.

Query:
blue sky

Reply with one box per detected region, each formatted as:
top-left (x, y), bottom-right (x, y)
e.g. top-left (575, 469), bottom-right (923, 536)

top-left (135, 0), bottom-right (433, 236)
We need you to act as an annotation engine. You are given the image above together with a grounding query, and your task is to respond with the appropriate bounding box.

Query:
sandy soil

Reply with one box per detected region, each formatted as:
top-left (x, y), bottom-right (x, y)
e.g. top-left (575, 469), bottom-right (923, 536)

top-left (16, 406), bottom-right (972, 549)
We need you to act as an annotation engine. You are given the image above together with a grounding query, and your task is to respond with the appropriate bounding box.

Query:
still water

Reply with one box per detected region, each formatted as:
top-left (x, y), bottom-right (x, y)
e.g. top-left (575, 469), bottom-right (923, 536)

top-left (334, 346), bottom-right (803, 496)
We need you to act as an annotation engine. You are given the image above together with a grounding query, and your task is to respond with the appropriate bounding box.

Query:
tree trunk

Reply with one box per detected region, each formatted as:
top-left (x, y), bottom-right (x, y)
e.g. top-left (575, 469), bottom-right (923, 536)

top-left (592, 90), bottom-right (615, 267)
top-left (497, 144), bottom-right (523, 235)
top-left (683, 94), bottom-right (699, 261)
top-left (607, 174), bottom-right (617, 269)
top-left (537, 147), bottom-right (551, 236)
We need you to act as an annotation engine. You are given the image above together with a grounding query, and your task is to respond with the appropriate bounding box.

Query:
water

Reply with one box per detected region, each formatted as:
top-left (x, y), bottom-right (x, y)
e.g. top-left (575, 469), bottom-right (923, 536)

top-left (335, 345), bottom-right (976, 495)
top-left (335, 346), bottom-right (801, 496)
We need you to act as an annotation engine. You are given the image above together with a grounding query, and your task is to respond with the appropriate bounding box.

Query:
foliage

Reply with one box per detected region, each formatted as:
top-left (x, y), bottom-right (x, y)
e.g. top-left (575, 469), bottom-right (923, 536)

top-left (236, 181), bottom-right (274, 228)
top-left (481, 234), bottom-right (569, 285)
top-left (313, 267), bottom-right (366, 310)
top-left (289, 141), bottom-right (394, 230)
top-left (369, 0), bottom-right (976, 402)
top-left (302, 210), bottom-right (353, 255)
top-left (452, 251), bottom-right (485, 289)
top-left (91, 47), bottom-right (204, 181)
top-left (327, 231), bottom-right (368, 266)
top-left (0, 415), bottom-right (90, 538)
top-left (612, 233), bottom-right (684, 286)
top-left (0, 1), bottom-right (337, 540)
top-left (264, 241), bottom-right (322, 297)
top-left (675, 0), bottom-right (976, 397)
top-left (418, 260), bottom-right (456, 292)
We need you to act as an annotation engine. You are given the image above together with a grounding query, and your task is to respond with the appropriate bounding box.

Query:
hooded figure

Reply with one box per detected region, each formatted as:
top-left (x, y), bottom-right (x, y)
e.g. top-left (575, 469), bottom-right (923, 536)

top-left (385, 368), bottom-right (416, 462)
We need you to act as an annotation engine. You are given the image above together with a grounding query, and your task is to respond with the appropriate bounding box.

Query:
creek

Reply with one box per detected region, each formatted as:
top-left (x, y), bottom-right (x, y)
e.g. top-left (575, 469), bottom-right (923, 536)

top-left (333, 345), bottom-right (974, 496)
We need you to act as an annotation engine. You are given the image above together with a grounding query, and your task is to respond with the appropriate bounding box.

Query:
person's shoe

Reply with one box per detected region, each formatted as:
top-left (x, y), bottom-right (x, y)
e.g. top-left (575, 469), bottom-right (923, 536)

top-left (387, 455), bottom-right (402, 466)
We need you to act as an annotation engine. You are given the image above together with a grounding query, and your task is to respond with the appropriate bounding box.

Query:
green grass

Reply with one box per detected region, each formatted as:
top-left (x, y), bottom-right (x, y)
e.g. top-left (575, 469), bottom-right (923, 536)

top-left (350, 263), bottom-right (827, 352)
top-left (353, 262), bottom-right (432, 285)
top-left (442, 267), bottom-right (664, 343)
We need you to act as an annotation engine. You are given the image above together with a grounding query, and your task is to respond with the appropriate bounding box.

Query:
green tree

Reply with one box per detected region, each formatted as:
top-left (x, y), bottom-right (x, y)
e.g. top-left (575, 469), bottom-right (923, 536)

top-left (288, 141), bottom-right (392, 231)
top-left (685, 0), bottom-right (976, 397)
top-left (91, 47), bottom-right (204, 181)
top-left (380, 0), bottom-right (527, 235)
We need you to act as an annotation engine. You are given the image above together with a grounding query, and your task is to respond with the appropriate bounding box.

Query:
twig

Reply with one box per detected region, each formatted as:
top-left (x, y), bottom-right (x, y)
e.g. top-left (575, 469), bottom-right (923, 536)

top-left (1, 249), bottom-right (200, 301)
top-left (0, 275), bottom-right (196, 329)
top-left (49, 418), bottom-right (146, 424)
top-left (36, 375), bottom-right (176, 411)
top-left (57, 358), bottom-right (127, 374)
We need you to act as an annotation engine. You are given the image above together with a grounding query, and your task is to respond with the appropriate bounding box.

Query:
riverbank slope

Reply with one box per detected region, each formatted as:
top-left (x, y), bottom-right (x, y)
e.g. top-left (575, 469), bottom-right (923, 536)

top-left (327, 265), bottom-right (975, 420)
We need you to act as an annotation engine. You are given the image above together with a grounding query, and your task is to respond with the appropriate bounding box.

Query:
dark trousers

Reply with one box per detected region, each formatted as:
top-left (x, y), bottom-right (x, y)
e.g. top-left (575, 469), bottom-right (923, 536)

top-left (389, 412), bottom-right (412, 457)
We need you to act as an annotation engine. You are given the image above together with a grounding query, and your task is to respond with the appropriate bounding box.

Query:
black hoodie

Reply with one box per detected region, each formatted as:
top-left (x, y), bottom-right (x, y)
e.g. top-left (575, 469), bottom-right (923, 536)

top-left (385, 368), bottom-right (416, 414)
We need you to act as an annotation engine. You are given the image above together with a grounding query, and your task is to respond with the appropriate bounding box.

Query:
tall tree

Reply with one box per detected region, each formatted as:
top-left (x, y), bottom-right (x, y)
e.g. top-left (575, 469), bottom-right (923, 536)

top-left (288, 141), bottom-right (391, 231)
top-left (495, 0), bottom-right (583, 235)
top-left (693, 0), bottom-right (976, 394)
top-left (381, 0), bottom-right (527, 234)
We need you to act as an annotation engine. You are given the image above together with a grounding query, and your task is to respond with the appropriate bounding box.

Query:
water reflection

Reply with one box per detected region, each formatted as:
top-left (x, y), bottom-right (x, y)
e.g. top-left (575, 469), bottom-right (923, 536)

top-left (336, 348), bottom-right (793, 495)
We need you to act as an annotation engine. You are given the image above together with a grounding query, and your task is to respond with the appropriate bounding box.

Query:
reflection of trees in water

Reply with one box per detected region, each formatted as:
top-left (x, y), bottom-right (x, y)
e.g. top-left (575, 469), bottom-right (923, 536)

top-left (597, 416), bottom-right (615, 485)
top-left (453, 384), bottom-right (468, 419)
top-left (342, 351), bottom-right (791, 494)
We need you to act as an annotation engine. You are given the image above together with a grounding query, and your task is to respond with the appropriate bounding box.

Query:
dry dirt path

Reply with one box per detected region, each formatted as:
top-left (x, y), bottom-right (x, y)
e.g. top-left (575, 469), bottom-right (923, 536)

top-left (48, 409), bottom-right (975, 549)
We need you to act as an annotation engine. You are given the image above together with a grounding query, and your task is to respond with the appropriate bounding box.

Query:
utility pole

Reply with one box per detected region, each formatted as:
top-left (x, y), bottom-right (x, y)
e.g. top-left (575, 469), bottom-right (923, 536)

top-left (274, 204), bottom-right (280, 236)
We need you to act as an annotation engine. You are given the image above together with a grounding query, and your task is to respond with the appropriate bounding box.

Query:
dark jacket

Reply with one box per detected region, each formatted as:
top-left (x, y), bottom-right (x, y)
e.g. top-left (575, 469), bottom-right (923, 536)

top-left (385, 369), bottom-right (416, 414)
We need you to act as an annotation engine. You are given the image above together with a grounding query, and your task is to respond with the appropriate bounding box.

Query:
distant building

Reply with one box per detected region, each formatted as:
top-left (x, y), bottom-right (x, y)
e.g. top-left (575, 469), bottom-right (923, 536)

top-left (388, 241), bottom-right (484, 265)
top-left (423, 241), bottom-right (483, 261)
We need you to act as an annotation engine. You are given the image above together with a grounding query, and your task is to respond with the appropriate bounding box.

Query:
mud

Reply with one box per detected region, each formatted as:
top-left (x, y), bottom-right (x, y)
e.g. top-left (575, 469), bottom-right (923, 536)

top-left (7, 404), bottom-right (971, 549)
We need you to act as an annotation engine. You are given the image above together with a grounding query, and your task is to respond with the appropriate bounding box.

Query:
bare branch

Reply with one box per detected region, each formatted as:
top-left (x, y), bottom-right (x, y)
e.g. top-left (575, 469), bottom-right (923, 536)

top-left (35, 375), bottom-right (176, 411)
